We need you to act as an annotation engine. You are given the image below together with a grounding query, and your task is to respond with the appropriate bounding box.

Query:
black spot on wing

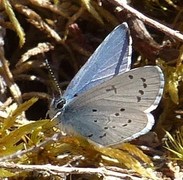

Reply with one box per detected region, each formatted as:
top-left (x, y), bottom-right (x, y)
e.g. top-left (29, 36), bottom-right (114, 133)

top-left (139, 90), bottom-right (144, 95)
top-left (137, 96), bottom-right (141, 102)
top-left (140, 77), bottom-right (147, 88)
top-left (88, 134), bottom-right (93, 137)
top-left (106, 85), bottom-right (117, 94)
top-left (122, 119), bottom-right (132, 127)
top-left (129, 75), bottom-right (133, 79)
top-left (141, 77), bottom-right (146, 82)
top-left (99, 133), bottom-right (106, 138)
top-left (120, 108), bottom-right (125, 111)
top-left (115, 113), bottom-right (120, 116)
top-left (143, 83), bottom-right (147, 88)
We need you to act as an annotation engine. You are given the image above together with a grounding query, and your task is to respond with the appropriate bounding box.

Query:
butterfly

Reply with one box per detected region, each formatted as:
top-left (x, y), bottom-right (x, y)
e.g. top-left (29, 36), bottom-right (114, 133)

top-left (49, 23), bottom-right (164, 146)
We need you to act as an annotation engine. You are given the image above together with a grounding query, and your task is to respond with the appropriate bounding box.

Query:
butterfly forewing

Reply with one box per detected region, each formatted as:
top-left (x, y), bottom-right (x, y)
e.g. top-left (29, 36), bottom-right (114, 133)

top-left (63, 23), bottom-right (132, 102)
top-left (65, 66), bottom-right (164, 112)
top-left (60, 66), bottom-right (164, 146)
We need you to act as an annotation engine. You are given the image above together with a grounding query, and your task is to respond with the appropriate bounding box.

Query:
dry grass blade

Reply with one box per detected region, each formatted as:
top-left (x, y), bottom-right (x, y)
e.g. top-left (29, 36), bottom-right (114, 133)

top-left (14, 4), bottom-right (63, 43)
top-left (16, 42), bottom-right (54, 66)
top-left (2, 0), bottom-right (25, 47)
top-left (81, 0), bottom-right (103, 24)
top-left (119, 143), bottom-right (153, 165)
top-left (165, 129), bottom-right (183, 160)
top-left (0, 168), bottom-right (15, 178)
top-left (0, 98), bottom-right (38, 132)
top-left (95, 145), bottom-right (156, 179)
top-left (0, 120), bottom-right (49, 155)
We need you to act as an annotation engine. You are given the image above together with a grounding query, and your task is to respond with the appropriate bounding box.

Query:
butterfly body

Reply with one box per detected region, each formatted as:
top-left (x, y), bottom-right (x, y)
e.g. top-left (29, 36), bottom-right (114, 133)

top-left (49, 23), bottom-right (164, 146)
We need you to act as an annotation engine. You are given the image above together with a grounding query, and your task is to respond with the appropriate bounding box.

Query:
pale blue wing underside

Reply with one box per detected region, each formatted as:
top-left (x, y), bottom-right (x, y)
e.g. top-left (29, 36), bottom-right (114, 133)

top-left (60, 66), bottom-right (164, 146)
top-left (63, 23), bottom-right (132, 102)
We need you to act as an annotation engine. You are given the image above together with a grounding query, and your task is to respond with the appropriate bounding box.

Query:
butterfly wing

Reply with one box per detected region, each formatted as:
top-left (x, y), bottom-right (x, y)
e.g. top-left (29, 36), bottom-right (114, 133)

top-left (63, 23), bottom-right (132, 102)
top-left (60, 66), bottom-right (164, 146)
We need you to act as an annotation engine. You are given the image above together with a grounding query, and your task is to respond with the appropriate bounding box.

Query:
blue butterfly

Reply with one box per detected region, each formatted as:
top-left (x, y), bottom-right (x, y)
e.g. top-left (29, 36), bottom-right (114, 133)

top-left (49, 23), bottom-right (164, 146)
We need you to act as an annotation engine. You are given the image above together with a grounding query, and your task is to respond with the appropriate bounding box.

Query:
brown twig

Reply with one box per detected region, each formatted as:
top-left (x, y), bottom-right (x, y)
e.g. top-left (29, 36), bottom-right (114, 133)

top-left (0, 162), bottom-right (143, 179)
top-left (107, 0), bottom-right (183, 42)
top-left (0, 51), bottom-right (22, 104)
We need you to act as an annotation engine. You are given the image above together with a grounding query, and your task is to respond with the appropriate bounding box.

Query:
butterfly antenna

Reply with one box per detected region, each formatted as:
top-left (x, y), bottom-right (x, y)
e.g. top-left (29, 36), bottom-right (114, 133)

top-left (45, 59), bottom-right (62, 96)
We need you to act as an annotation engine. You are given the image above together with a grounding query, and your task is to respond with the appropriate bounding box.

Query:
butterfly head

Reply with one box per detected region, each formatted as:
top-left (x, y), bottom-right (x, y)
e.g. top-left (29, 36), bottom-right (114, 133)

top-left (48, 97), bottom-right (66, 119)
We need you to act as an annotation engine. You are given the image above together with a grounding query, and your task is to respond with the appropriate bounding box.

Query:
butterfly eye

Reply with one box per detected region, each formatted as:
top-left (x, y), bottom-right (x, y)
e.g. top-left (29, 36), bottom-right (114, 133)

top-left (55, 98), bottom-right (66, 109)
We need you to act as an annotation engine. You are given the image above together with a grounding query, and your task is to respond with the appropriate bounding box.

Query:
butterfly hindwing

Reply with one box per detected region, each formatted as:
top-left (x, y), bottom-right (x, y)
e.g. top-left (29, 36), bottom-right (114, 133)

top-left (62, 106), bottom-right (154, 146)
